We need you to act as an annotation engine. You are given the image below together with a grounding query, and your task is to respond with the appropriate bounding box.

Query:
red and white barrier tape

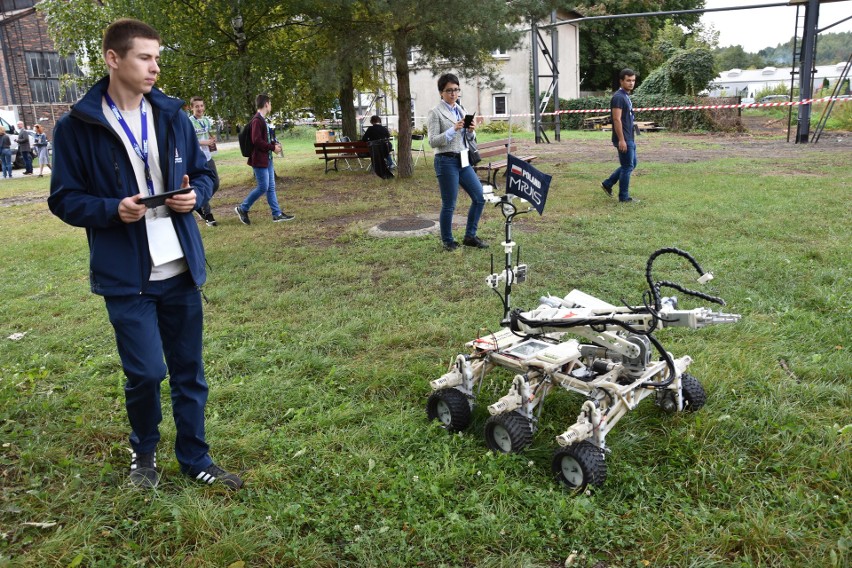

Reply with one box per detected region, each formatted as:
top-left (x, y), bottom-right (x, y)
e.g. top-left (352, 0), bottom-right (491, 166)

top-left (389, 96), bottom-right (849, 122)
top-left (550, 95), bottom-right (849, 115)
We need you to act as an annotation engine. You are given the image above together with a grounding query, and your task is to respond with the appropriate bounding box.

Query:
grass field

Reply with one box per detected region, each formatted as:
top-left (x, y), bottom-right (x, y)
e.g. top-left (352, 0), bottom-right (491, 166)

top-left (1, 128), bottom-right (849, 567)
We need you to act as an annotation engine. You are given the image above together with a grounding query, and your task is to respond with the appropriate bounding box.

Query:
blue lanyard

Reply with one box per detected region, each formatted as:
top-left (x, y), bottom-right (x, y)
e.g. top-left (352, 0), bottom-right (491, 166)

top-left (104, 92), bottom-right (155, 196)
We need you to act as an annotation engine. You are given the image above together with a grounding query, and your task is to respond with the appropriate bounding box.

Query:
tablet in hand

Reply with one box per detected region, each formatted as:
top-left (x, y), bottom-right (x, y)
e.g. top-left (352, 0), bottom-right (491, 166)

top-left (138, 187), bottom-right (193, 208)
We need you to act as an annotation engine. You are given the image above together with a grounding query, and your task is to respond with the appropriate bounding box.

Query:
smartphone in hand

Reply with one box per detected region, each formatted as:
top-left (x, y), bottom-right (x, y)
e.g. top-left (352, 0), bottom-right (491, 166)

top-left (463, 113), bottom-right (476, 128)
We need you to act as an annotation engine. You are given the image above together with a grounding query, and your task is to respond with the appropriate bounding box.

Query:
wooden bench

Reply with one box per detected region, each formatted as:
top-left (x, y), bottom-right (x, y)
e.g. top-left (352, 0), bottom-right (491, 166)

top-left (473, 139), bottom-right (537, 186)
top-left (601, 121), bottom-right (662, 134)
top-left (314, 141), bottom-right (370, 173)
top-left (583, 115), bottom-right (611, 130)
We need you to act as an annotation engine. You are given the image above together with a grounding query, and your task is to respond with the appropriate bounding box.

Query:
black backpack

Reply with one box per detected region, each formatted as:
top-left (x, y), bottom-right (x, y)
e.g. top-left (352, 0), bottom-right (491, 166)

top-left (238, 120), bottom-right (254, 157)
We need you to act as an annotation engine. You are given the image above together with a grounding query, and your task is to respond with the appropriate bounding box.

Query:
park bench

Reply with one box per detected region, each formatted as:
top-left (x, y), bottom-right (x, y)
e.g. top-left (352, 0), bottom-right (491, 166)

top-left (314, 140), bottom-right (370, 173)
top-left (473, 139), bottom-right (537, 186)
top-left (583, 115), bottom-right (611, 130)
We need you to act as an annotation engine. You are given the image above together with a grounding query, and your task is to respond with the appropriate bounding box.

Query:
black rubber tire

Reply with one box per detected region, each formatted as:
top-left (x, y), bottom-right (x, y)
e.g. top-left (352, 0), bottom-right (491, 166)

top-left (680, 373), bottom-right (706, 412)
top-left (426, 388), bottom-right (472, 432)
top-left (551, 441), bottom-right (607, 491)
top-left (483, 411), bottom-right (533, 454)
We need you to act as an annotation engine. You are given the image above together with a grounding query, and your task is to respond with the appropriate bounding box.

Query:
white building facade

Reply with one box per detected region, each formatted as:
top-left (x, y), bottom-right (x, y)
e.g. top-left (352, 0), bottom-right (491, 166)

top-left (709, 62), bottom-right (851, 98)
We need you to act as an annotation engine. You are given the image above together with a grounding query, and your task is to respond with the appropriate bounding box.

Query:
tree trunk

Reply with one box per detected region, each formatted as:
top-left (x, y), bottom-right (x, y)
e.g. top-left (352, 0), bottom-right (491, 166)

top-left (392, 33), bottom-right (413, 178)
top-left (340, 71), bottom-right (357, 141)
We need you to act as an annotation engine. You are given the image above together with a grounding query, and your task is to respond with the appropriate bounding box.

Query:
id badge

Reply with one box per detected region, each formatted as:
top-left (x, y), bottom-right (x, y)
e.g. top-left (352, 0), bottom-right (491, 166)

top-left (460, 147), bottom-right (470, 168)
top-left (146, 214), bottom-right (185, 266)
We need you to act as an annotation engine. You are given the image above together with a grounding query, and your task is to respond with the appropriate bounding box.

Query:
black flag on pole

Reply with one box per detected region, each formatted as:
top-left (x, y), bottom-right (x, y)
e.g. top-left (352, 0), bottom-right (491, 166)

top-left (505, 154), bottom-right (551, 215)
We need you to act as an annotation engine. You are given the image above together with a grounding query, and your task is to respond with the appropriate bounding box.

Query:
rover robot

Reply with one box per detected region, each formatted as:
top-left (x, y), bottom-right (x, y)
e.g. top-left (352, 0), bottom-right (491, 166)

top-left (426, 192), bottom-right (741, 490)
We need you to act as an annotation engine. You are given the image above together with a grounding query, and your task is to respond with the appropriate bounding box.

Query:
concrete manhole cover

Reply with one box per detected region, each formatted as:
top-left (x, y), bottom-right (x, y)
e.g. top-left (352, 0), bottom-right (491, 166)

top-left (368, 216), bottom-right (439, 238)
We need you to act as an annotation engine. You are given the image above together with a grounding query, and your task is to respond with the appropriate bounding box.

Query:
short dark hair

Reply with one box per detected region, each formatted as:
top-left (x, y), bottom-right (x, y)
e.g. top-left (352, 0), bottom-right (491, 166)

top-left (437, 73), bottom-right (460, 93)
top-left (619, 68), bottom-right (637, 80)
top-left (190, 96), bottom-right (204, 106)
top-left (370, 115), bottom-right (381, 124)
top-left (102, 19), bottom-right (160, 58)
top-left (255, 94), bottom-right (270, 110)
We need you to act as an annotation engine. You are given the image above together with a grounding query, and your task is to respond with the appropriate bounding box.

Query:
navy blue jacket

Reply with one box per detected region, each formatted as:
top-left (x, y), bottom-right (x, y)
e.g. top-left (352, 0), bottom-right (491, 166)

top-left (48, 76), bottom-right (214, 296)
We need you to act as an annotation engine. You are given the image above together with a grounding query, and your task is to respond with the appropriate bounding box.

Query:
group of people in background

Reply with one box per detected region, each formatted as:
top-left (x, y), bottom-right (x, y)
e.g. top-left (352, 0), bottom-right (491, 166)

top-left (0, 120), bottom-right (52, 178)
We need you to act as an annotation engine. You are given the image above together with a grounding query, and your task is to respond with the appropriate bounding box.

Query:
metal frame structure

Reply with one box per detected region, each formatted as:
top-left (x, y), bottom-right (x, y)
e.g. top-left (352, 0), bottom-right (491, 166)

top-left (531, 0), bottom-right (851, 144)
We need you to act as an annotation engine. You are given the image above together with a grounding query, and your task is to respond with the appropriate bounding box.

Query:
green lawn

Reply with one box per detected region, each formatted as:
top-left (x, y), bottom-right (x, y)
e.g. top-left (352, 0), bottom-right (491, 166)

top-left (1, 129), bottom-right (849, 567)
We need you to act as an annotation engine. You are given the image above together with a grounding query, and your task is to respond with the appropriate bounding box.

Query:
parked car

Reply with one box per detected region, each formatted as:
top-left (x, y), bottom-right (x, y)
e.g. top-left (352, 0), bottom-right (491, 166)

top-left (741, 97), bottom-right (755, 105)
top-left (758, 95), bottom-right (790, 104)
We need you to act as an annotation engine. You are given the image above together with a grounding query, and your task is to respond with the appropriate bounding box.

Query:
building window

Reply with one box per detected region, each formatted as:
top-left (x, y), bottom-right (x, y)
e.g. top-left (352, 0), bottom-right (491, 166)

top-left (25, 51), bottom-right (82, 103)
top-left (494, 94), bottom-right (507, 116)
top-left (492, 48), bottom-right (509, 59)
top-left (0, 0), bottom-right (37, 10)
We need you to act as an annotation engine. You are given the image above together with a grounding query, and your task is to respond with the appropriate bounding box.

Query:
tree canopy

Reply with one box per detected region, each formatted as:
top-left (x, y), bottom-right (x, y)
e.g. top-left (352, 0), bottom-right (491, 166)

top-left (41, 0), bottom-right (530, 178)
top-left (567, 0), bottom-right (705, 91)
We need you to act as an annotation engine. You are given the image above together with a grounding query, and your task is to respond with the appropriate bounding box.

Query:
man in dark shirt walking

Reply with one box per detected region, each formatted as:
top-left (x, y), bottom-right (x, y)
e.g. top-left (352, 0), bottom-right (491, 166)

top-left (601, 69), bottom-right (639, 203)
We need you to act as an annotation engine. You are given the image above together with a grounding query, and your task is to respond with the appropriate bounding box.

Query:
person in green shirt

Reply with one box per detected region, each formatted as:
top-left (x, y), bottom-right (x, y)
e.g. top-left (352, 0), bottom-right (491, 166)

top-left (189, 96), bottom-right (220, 225)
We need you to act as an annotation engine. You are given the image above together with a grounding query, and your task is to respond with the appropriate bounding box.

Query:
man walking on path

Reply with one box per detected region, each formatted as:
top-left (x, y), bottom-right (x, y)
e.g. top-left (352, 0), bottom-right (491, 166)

top-left (601, 69), bottom-right (640, 203)
top-left (234, 94), bottom-right (293, 224)
top-left (48, 18), bottom-right (243, 490)
top-left (189, 96), bottom-right (219, 226)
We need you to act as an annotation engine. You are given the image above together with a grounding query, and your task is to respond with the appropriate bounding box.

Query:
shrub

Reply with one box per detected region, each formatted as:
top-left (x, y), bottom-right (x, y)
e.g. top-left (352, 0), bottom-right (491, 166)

top-left (478, 120), bottom-right (525, 134)
top-left (547, 95), bottom-right (719, 131)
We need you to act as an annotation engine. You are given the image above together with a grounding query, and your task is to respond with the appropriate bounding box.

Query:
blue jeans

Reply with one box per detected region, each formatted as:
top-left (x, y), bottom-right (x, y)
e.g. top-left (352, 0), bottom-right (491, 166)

top-left (0, 148), bottom-right (11, 178)
top-left (241, 161), bottom-right (281, 217)
top-left (603, 141), bottom-right (637, 201)
top-left (21, 150), bottom-right (33, 174)
top-left (434, 154), bottom-right (485, 245)
top-left (104, 272), bottom-right (211, 473)
top-left (196, 159), bottom-right (219, 216)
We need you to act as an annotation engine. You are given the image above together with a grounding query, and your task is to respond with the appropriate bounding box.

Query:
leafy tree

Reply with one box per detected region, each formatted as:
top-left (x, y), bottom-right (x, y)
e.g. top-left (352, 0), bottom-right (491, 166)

top-left (567, 0), bottom-right (705, 91)
top-left (358, 0), bottom-right (525, 177)
top-left (759, 31), bottom-right (851, 66)
top-left (42, 0), bottom-right (334, 126)
top-left (713, 45), bottom-right (766, 71)
top-left (636, 45), bottom-right (715, 96)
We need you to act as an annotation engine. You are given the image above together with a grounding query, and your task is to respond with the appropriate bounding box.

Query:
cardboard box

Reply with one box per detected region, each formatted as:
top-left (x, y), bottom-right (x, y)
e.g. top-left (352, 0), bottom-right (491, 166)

top-left (315, 130), bottom-right (336, 143)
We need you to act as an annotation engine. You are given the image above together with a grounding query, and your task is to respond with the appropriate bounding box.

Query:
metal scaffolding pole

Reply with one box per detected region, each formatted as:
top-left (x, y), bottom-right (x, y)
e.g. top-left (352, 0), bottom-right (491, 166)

top-left (796, 0), bottom-right (821, 143)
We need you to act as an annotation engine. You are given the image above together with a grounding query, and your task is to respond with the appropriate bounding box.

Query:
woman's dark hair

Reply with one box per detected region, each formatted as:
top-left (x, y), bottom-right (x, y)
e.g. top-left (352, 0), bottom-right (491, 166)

top-left (437, 73), bottom-right (460, 93)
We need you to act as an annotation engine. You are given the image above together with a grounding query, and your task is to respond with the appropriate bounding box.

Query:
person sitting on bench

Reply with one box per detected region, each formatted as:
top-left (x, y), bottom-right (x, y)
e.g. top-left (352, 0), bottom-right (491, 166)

top-left (361, 115), bottom-right (394, 169)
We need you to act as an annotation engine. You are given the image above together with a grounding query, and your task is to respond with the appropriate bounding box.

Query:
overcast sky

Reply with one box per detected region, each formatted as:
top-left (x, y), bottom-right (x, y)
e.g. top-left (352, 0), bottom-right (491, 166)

top-left (700, 0), bottom-right (852, 52)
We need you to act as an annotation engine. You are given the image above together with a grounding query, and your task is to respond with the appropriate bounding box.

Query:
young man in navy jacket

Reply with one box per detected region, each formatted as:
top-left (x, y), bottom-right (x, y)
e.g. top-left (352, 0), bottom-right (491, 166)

top-left (48, 19), bottom-right (242, 490)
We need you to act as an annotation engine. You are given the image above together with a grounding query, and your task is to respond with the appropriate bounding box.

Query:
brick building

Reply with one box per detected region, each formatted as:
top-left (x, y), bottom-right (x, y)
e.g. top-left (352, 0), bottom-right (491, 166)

top-left (0, 0), bottom-right (82, 133)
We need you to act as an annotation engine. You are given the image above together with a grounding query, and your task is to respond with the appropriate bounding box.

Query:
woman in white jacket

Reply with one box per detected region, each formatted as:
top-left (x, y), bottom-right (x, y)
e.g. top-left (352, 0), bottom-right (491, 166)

top-left (427, 73), bottom-right (488, 252)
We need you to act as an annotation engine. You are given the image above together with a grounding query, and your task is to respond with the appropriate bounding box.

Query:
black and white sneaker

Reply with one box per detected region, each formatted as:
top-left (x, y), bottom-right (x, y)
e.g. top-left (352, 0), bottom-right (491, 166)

top-left (234, 206), bottom-right (250, 225)
top-left (129, 450), bottom-right (159, 489)
top-left (272, 213), bottom-right (295, 222)
top-left (204, 213), bottom-right (218, 227)
top-left (188, 463), bottom-right (243, 490)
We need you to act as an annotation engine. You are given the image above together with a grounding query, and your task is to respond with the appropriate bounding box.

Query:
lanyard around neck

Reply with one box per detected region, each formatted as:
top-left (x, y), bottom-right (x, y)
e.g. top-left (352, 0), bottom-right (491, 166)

top-left (104, 92), bottom-right (155, 196)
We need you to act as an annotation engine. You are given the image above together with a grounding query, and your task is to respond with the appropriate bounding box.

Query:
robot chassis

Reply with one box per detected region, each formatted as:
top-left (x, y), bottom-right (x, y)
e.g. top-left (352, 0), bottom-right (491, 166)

top-left (426, 192), bottom-right (741, 491)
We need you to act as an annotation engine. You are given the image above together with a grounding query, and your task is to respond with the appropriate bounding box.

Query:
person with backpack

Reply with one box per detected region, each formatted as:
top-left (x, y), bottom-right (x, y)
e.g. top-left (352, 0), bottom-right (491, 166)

top-left (234, 94), bottom-right (293, 224)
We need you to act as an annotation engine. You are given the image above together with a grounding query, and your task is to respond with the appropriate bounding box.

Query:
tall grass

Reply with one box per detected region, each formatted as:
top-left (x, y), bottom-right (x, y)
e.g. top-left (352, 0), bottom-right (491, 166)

top-left (0, 130), bottom-right (849, 567)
